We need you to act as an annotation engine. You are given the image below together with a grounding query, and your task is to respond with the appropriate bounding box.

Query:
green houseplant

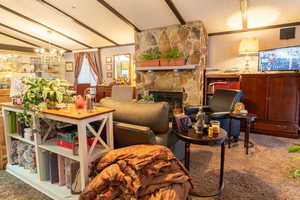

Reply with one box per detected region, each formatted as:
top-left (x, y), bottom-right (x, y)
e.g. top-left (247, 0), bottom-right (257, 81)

top-left (288, 145), bottom-right (300, 180)
top-left (138, 47), bottom-right (160, 66)
top-left (21, 78), bottom-right (71, 123)
top-left (160, 48), bottom-right (185, 66)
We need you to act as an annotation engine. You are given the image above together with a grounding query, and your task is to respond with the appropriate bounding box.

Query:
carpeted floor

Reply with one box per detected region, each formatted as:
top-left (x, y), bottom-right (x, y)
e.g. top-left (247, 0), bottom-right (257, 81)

top-left (0, 132), bottom-right (300, 200)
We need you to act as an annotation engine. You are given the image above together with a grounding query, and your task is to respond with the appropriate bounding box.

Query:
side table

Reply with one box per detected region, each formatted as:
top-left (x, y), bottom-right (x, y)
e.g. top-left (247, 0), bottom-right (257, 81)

top-left (229, 113), bottom-right (257, 155)
top-left (174, 128), bottom-right (227, 197)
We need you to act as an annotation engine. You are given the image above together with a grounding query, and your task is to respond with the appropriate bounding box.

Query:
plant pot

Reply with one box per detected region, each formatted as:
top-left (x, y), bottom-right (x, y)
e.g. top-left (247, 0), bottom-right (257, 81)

top-left (159, 58), bottom-right (169, 66)
top-left (47, 101), bottom-right (57, 109)
top-left (138, 59), bottom-right (160, 67)
top-left (169, 58), bottom-right (185, 66)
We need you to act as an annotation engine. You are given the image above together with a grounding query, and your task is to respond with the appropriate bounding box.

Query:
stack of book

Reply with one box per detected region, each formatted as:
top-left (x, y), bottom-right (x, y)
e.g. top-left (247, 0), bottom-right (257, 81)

top-left (40, 151), bottom-right (81, 194)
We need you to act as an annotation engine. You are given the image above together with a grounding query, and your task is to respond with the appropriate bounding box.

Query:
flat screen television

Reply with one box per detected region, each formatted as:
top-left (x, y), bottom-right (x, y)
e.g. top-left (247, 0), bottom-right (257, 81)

top-left (258, 46), bottom-right (300, 71)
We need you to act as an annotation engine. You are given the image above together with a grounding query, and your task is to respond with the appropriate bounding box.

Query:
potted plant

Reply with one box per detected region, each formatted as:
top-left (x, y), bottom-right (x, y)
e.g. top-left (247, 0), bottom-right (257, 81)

top-left (138, 47), bottom-right (160, 67)
top-left (288, 145), bottom-right (300, 180)
top-left (42, 79), bottom-right (69, 109)
top-left (160, 48), bottom-right (186, 66)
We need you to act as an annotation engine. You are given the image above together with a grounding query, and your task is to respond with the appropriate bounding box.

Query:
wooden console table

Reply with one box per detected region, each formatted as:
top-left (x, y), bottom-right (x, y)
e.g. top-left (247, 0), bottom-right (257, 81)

top-left (1, 103), bottom-right (114, 200)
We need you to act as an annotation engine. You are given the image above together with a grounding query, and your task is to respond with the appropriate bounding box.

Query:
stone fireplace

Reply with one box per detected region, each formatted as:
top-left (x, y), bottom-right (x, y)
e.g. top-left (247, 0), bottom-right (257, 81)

top-left (135, 21), bottom-right (208, 106)
top-left (149, 90), bottom-right (183, 119)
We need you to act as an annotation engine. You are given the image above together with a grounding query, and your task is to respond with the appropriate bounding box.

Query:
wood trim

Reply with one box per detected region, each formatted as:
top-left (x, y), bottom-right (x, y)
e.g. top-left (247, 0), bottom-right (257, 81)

top-left (208, 21), bottom-right (300, 36)
top-left (39, 0), bottom-right (119, 45)
top-left (0, 3), bottom-right (92, 48)
top-left (0, 31), bottom-right (39, 48)
top-left (96, 0), bottom-right (141, 32)
top-left (164, 0), bottom-right (186, 25)
top-left (240, 0), bottom-right (248, 29)
top-left (0, 22), bottom-right (70, 51)
top-left (98, 43), bottom-right (135, 49)
top-left (0, 43), bottom-right (35, 52)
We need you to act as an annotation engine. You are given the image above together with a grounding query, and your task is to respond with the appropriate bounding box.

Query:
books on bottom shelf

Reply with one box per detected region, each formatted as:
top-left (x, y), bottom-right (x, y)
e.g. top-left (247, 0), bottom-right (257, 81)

top-left (40, 150), bottom-right (81, 194)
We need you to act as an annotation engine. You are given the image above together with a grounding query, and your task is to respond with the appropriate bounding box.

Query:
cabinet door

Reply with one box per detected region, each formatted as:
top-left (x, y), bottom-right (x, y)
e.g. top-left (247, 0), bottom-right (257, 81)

top-left (241, 76), bottom-right (268, 120)
top-left (268, 76), bottom-right (299, 123)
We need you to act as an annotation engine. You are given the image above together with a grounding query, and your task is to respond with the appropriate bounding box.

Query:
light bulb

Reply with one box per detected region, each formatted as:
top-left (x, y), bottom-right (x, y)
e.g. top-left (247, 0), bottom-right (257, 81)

top-left (40, 48), bottom-right (45, 53)
top-left (34, 48), bottom-right (40, 53)
top-left (59, 49), bottom-right (66, 55)
top-left (50, 49), bottom-right (57, 55)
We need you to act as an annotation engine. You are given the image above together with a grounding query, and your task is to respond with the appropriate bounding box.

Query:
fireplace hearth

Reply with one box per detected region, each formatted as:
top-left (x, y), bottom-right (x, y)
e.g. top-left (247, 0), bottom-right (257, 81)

top-left (149, 90), bottom-right (183, 119)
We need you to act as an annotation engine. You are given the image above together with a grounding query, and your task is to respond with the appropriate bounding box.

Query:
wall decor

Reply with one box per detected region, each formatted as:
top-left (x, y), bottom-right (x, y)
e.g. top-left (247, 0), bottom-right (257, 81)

top-left (106, 64), bottom-right (112, 71)
top-left (106, 57), bottom-right (112, 64)
top-left (106, 72), bottom-right (112, 78)
top-left (65, 62), bottom-right (73, 72)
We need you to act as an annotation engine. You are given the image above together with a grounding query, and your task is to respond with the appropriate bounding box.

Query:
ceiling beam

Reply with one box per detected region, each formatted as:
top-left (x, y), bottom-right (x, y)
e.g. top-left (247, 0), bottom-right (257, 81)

top-left (0, 43), bottom-right (35, 52)
top-left (0, 3), bottom-right (92, 48)
top-left (38, 0), bottom-right (119, 45)
top-left (208, 21), bottom-right (300, 36)
top-left (164, 0), bottom-right (186, 25)
top-left (240, 0), bottom-right (248, 29)
top-left (0, 31), bottom-right (40, 47)
top-left (96, 0), bottom-right (141, 32)
top-left (0, 22), bottom-right (70, 51)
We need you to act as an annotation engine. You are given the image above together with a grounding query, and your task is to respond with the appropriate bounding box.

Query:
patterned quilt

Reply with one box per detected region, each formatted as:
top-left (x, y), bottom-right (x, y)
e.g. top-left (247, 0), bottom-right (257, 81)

top-left (80, 145), bottom-right (192, 200)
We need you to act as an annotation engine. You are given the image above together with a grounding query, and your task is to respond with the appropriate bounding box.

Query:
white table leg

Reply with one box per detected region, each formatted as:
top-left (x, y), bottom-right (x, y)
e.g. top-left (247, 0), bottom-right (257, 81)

top-left (77, 121), bottom-right (89, 191)
top-left (106, 113), bottom-right (114, 149)
top-left (2, 109), bottom-right (11, 164)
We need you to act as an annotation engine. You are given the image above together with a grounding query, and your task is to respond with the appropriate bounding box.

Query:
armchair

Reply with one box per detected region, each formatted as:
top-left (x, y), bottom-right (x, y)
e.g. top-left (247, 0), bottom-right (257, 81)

top-left (203, 89), bottom-right (243, 140)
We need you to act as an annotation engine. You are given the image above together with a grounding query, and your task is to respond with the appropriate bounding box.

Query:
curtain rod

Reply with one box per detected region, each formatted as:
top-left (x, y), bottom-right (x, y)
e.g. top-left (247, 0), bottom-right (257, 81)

top-left (72, 48), bottom-right (98, 53)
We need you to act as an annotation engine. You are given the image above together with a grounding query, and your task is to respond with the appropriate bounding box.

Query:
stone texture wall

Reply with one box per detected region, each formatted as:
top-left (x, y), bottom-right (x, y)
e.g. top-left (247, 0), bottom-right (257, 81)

top-left (135, 21), bottom-right (208, 105)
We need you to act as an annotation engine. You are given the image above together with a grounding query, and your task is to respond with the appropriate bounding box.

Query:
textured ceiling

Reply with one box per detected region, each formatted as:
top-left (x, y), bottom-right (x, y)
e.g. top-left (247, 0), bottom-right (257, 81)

top-left (0, 0), bottom-right (298, 50)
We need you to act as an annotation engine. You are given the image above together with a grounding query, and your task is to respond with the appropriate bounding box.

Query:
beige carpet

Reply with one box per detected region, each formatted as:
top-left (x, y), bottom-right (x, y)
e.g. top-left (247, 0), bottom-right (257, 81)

top-left (190, 132), bottom-right (300, 200)
top-left (0, 132), bottom-right (300, 200)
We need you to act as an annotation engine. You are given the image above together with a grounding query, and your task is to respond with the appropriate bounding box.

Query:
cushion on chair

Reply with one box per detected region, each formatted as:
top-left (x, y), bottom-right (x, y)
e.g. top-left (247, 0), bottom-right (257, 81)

top-left (99, 98), bottom-right (169, 134)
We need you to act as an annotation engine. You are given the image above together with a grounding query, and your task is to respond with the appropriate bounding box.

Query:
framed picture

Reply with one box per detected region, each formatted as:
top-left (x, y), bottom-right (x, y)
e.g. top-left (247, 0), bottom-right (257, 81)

top-left (106, 56), bottom-right (112, 64)
top-left (106, 72), bottom-right (112, 78)
top-left (65, 62), bottom-right (73, 72)
top-left (106, 64), bottom-right (112, 71)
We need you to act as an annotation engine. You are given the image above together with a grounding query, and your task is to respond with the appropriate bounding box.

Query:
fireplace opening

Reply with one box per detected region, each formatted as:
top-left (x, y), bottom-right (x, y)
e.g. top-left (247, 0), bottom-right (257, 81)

top-left (149, 91), bottom-right (183, 120)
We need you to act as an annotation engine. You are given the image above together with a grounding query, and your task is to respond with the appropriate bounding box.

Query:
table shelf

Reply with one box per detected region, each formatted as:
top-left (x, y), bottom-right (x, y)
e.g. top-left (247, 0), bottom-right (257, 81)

top-left (6, 164), bottom-right (78, 200)
top-left (10, 134), bottom-right (35, 145)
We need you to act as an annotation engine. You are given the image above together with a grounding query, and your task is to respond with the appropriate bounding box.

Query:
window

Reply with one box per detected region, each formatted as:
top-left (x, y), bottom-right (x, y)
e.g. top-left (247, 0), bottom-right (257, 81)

top-left (78, 56), bottom-right (97, 86)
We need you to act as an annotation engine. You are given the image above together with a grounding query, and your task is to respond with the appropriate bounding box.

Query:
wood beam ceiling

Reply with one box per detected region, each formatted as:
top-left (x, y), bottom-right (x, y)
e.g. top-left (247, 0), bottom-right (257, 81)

top-left (38, 0), bottom-right (119, 46)
top-left (0, 31), bottom-right (40, 47)
top-left (0, 3), bottom-right (92, 48)
top-left (164, 0), bottom-right (186, 25)
top-left (208, 21), bottom-right (300, 36)
top-left (0, 43), bottom-right (35, 52)
top-left (0, 22), bottom-right (70, 51)
top-left (96, 0), bottom-right (141, 32)
top-left (240, 0), bottom-right (248, 29)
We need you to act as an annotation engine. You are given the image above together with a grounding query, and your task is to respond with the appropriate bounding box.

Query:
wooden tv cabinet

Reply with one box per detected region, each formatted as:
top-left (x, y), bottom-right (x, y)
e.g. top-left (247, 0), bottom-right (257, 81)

top-left (241, 73), bottom-right (300, 138)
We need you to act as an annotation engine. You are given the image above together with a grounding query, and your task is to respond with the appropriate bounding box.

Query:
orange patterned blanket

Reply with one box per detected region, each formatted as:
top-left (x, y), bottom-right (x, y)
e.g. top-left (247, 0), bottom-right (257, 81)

top-left (80, 145), bottom-right (192, 200)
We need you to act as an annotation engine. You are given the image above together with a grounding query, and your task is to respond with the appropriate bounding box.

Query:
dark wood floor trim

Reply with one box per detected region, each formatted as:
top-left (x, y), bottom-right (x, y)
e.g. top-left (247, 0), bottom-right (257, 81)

top-left (164, 0), bottom-right (186, 25)
top-left (0, 4), bottom-right (92, 48)
top-left (39, 0), bottom-right (119, 45)
top-left (96, 0), bottom-right (141, 32)
top-left (0, 43), bottom-right (35, 52)
top-left (0, 31), bottom-right (40, 48)
top-left (208, 21), bottom-right (300, 36)
top-left (0, 22), bottom-right (70, 51)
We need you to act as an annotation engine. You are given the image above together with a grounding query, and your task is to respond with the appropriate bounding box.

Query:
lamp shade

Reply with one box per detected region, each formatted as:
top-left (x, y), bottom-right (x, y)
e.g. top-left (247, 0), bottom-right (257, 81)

top-left (239, 38), bottom-right (259, 55)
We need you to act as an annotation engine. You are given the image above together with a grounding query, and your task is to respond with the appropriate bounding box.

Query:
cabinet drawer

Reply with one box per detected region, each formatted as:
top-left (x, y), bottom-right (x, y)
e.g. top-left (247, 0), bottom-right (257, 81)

top-left (254, 121), bottom-right (298, 133)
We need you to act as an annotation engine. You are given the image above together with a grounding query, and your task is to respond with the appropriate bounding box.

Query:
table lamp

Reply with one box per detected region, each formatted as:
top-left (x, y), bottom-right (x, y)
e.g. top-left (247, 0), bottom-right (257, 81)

top-left (239, 38), bottom-right (259, 73)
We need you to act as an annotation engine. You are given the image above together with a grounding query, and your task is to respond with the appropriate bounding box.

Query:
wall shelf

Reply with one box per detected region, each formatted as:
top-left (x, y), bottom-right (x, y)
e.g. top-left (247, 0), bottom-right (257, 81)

top-left (136, 65), bottom-right (196, 71)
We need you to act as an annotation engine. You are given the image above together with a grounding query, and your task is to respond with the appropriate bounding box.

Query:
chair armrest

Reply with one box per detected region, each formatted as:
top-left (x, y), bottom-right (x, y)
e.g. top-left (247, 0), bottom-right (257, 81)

top-left (200, 105), bottom-right (211, 112)
top-left (209, 112), bottom-right (231, 119)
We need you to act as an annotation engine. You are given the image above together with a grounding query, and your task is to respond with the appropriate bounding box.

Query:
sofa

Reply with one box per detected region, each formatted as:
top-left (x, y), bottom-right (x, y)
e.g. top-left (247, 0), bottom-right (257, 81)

top-left (98, 98), bottom-right (185, 161)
